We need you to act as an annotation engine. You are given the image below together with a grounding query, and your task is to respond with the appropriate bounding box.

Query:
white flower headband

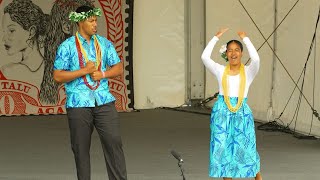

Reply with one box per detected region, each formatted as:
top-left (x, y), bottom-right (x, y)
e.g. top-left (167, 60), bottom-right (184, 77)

top-left (69, 8), bottom-right (102, 22)
top-left (219, 44), bottom-right (228, 62)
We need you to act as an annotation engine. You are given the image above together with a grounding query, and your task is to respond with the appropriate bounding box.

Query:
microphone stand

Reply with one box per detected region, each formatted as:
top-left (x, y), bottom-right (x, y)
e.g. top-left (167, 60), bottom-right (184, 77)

top-left (171, 150), bottom-right (186, 180)
top-left (177, 160), bottom-right (186, 180)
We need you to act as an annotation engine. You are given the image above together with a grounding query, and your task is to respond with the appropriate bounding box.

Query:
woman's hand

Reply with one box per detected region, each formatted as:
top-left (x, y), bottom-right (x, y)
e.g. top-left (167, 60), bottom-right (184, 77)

top-left (215, 28), bottom-right (229, 38)
top-left (237, 31), bottom-right (247, 39)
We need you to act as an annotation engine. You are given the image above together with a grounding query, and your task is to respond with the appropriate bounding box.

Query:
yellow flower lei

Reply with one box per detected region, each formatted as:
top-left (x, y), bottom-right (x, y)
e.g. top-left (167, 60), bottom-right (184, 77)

top-left (222, 63), bottom-right (246, 113)
top-left (76, 32), bottom-right (101, 69)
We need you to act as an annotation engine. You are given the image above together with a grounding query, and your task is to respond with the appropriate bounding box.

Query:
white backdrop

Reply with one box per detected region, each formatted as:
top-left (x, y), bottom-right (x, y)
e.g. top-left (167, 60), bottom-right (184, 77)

top-left (133, 0), bottom-right (186, 109)
top-left (273, 0), bottom-right (320, 136)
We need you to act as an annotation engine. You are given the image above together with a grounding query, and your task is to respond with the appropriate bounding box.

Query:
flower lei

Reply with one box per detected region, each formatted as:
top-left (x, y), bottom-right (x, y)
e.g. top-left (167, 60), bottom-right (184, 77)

top-left (222, 63), bottom-right (246, 113)
top-left (75, 32), bottom-right (102, 90)
top-left (219, 44), bottom-right (228, 62)
top-left (69, 8), bottom-right (102, 22)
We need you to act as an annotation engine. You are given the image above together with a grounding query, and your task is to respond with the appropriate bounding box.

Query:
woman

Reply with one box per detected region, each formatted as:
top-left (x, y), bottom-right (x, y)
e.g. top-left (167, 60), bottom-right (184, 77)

top-left (201, 28), bottom-right (262, 180)
top-left (1, 0), bottom-right (48, 86)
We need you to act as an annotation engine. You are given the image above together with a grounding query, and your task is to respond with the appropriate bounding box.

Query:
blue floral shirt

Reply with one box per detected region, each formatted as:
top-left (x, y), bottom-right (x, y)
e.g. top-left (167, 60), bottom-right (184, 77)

top-left (53, 33), bottom-right (120, 108)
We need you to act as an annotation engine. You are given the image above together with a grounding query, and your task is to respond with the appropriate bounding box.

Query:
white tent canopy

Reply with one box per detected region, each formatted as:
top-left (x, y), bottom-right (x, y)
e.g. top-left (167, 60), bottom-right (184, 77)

top-left (133, 0), bottom-right (320, 137)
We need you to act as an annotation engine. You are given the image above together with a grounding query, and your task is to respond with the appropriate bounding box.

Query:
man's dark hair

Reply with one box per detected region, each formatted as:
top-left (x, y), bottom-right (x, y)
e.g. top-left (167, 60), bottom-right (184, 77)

top-left (76, 5), bottom-right (93, 13)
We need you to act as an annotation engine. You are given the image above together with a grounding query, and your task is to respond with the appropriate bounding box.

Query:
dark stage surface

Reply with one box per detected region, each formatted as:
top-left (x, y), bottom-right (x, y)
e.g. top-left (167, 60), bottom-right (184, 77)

top-left (0, 109), bottom-right (319, 180)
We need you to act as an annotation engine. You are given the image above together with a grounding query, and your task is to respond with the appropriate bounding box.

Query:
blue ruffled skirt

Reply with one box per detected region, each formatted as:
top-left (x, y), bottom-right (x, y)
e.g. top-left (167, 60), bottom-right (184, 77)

top-left (209, 95), bottom-right (260, 178)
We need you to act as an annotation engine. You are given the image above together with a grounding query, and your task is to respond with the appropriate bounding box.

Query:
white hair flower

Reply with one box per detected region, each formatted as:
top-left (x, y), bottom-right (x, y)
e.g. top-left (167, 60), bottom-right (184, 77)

top-left (219, 44), bottom-right (227, 53)
top-left (219, 44), bottom-right (228, 62)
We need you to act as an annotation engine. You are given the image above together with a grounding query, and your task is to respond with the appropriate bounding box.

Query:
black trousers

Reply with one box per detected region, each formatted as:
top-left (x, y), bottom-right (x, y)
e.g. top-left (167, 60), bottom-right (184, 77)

top-left (66, 102), bottom-right (127, 180)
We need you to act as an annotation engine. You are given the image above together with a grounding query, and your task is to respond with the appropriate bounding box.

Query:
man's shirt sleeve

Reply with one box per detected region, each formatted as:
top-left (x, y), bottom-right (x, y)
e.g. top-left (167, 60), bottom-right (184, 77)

top-left (105, 40), bottom-right (121, 66)
top-left (54, 43), bottom-right (71, 70)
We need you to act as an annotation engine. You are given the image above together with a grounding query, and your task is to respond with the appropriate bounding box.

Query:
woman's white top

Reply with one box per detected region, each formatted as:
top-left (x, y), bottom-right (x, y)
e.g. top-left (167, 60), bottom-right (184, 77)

top-left (201, 36), bottom-right (260, 98)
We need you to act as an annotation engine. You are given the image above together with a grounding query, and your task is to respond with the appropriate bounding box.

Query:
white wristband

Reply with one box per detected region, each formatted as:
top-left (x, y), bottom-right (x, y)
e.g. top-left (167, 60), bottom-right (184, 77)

top-left (102, 71), bottom-right (105, 78)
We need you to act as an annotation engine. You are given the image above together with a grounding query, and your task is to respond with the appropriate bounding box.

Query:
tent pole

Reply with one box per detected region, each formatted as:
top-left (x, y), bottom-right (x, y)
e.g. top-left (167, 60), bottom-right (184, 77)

top-left (185, 0), bottom-right (192, 105)
top-left (268, 0), bottom-right (278, 121)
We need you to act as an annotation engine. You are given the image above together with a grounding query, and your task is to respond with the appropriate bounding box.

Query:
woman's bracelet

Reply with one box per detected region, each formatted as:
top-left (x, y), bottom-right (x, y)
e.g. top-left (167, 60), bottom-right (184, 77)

top-left (102, 71), bottom-right (105, 78)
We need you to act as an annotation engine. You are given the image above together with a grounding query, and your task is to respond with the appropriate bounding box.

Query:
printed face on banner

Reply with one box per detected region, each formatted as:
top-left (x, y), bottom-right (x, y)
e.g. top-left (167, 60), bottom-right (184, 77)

top-left (0, 0), bottom-right (131, 115)
top-left (2, 13), bottom-right (30, 56)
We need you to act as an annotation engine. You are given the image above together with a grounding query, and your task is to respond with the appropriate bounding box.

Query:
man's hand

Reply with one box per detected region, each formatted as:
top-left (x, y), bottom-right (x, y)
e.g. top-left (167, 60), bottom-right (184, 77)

top-left (90, 71), bottom-right (104, 81)
top-left (85, 61), bottom-right (96, 74)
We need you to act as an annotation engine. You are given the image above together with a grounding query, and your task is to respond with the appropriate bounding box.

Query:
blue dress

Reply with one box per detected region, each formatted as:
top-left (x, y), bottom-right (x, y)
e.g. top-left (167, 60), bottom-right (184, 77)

top-left (209, 95), bottom-right (260, 178)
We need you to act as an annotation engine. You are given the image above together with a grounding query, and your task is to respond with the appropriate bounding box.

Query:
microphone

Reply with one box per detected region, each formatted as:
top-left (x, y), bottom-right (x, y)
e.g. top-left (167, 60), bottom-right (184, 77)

top-left (171, 150), bottom-right (183, 162)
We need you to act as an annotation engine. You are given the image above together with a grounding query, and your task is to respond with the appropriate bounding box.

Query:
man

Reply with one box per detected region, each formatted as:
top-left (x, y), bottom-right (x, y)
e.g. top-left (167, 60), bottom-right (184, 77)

top-left (53, 5), bottom-right (127, 180)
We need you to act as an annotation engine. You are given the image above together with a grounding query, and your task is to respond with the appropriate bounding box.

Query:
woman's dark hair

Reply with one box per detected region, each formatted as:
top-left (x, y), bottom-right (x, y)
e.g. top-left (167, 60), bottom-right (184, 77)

top-left (226, 40), bottom-right (243, 51)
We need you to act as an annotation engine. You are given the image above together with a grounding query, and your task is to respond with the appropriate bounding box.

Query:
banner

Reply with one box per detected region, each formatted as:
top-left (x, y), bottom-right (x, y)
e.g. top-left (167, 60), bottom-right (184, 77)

top-left (0, 0), bottom-right (133, 115)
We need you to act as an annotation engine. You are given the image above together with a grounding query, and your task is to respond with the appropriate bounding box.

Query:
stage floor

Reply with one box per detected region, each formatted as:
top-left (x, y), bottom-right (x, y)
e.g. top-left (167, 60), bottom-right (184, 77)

top-left (0, 109), bottom-right (319, 180)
